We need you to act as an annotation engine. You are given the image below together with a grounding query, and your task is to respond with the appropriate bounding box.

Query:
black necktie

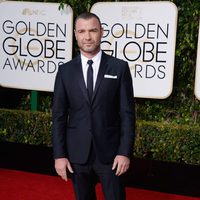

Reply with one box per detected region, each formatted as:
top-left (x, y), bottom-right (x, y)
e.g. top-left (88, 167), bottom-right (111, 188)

top-left (87, 60), bottom-right (93, 102)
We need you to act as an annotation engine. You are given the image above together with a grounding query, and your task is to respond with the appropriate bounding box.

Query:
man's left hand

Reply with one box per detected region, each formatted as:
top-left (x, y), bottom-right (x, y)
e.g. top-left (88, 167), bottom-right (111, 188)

top-left (112, 155), bottom-right (130, 176)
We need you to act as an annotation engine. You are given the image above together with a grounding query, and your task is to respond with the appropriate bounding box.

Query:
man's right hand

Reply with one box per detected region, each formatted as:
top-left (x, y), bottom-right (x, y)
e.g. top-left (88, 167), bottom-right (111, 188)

top-left (55, 158), bottom-right (74, 181)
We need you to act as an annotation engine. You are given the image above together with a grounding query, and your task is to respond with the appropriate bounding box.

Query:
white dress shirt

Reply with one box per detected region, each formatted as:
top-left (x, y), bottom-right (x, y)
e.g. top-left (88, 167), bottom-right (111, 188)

top-left (81, 50), bottom-right (102, 89)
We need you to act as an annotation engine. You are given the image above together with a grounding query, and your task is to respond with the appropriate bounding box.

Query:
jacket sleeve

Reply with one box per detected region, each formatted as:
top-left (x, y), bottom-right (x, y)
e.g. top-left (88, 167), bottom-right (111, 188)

top-left (52, 67), bottom-right (68, 159)
top-left (117, 61), bottom-right (135, 158)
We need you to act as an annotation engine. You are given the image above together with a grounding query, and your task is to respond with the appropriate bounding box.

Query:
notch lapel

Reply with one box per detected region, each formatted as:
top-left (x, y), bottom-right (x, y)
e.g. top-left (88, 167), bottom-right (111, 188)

top-left (76, 56), bottom-right (90, 104)
top-left (92, 52), bottom-right (108, 103)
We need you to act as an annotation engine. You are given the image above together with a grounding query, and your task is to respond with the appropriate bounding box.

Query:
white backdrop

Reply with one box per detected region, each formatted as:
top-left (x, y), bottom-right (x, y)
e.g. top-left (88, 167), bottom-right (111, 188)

top-left (91, 2), bottom-right (178, 99)
top-left (0, 1), bottom-right (73, 91)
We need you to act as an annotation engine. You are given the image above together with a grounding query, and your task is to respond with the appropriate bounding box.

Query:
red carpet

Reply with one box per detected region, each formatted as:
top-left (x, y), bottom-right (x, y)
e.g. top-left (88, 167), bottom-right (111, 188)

top-left (0, 168), bottom-right (199, 200)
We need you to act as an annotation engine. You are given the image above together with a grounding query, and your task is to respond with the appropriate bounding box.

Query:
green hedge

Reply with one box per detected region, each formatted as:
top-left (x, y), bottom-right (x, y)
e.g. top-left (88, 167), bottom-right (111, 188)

top-left (0, 109), bottom-right (199, 165)
top-left (135, 121), bottom-right (200, 165)
top-left (0, 109), bottom-right (52, 146)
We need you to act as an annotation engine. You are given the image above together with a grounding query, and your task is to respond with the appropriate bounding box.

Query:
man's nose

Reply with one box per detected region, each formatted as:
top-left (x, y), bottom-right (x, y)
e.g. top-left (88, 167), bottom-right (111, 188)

top-left (85, 31), bottom-right (91, 40)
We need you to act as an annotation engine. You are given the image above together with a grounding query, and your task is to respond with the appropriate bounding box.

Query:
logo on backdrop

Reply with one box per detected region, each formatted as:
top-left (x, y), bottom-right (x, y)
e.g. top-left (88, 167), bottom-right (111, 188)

top-left (2, 20), bottom-right (66, 73)
top-left (0, 1), bottom-right (73, 91)
top-left (91, 2), bottom-right (178, 99)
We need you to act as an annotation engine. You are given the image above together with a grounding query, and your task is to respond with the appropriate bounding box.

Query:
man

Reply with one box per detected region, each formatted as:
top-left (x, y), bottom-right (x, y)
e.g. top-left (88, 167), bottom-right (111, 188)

top-left (52, 12), bottom-right (135, 200)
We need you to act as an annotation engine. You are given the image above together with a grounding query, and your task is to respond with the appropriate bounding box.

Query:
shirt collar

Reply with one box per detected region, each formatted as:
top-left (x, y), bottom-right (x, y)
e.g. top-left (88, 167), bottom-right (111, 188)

top-left (81, 50), bottom-right (102, 68)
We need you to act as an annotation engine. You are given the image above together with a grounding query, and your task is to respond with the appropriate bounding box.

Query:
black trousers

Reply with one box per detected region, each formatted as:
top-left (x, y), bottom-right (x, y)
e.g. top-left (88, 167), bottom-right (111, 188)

top-left (71, 145), bottom-right (126, 200)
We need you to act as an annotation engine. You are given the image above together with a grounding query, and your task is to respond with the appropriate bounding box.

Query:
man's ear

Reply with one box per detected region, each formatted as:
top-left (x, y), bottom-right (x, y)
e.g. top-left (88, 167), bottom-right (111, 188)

top-left (74, 29), bottom-right (77, 40)
top-left (101, 27), bottom-right (104, 38)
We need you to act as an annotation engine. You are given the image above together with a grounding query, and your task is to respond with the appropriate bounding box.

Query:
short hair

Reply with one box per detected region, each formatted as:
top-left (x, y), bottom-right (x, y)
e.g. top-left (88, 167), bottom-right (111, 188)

top-left (74, 12), bottom-right (102, 30)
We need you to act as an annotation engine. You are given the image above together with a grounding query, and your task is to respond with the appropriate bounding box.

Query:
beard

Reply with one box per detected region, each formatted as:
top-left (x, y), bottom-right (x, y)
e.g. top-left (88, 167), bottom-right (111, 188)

top-left (78, 41), bottom-right (101, 55)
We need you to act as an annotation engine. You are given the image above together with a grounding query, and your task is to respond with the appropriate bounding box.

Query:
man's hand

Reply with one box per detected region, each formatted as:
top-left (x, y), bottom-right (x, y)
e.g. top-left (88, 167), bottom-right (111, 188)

top-left (55, 158), bottom-right (74, 181)
top-left (112, 155), bottom-right (130, 176)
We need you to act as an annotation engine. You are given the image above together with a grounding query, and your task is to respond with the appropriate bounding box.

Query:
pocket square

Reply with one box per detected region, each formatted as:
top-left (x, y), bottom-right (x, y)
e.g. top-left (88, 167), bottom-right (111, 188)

top-left (104, 74), bottom-right (117, 79)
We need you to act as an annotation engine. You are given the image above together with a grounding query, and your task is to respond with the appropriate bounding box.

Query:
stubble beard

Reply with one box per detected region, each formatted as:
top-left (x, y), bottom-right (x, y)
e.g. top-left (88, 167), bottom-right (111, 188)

top-left (79, 41), bottom-right (101, 56)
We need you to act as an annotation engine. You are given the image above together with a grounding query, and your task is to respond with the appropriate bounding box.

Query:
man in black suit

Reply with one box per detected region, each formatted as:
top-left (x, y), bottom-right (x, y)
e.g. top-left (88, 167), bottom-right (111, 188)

top-left (52, 12), bottom-right (135, 200)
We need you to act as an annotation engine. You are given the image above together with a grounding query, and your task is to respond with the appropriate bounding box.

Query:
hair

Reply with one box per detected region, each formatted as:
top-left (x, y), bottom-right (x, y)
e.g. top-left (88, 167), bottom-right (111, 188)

top-left (74, 12), bottom-right (102, 30)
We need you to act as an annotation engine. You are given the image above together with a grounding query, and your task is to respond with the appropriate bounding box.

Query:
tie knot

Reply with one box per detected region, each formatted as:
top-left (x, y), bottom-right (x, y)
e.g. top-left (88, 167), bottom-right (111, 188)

top-left (87, 60), bottom-right (93, 66)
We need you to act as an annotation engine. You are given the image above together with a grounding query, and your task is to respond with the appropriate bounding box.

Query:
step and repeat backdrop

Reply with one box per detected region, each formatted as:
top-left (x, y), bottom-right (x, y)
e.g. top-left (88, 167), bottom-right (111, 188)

top-left (0, 1), bottom-right (73, 91)
top-left (91, 2), bottom-right (177, 99)
top-left (0, 1), bottom-right (199, 99)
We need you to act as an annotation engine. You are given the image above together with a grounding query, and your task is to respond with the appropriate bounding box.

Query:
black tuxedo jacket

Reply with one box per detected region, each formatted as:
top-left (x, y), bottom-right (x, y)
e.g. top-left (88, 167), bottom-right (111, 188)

top-left (52, 52), bottom-right (135, 164)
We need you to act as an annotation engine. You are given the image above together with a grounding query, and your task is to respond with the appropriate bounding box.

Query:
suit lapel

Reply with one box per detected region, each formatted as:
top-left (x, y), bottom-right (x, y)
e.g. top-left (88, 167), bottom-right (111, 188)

top-left (76, 56), bottom-right (90, 104)
top-left (76, 52), bottom-right (108, 105)
top-left (92, 52), bottom-right (108, 103)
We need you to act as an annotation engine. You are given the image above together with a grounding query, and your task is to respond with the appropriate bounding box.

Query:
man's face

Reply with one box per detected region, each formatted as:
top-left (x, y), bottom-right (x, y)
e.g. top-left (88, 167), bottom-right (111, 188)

top-left (74, 17), bottom-right (103, 58)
